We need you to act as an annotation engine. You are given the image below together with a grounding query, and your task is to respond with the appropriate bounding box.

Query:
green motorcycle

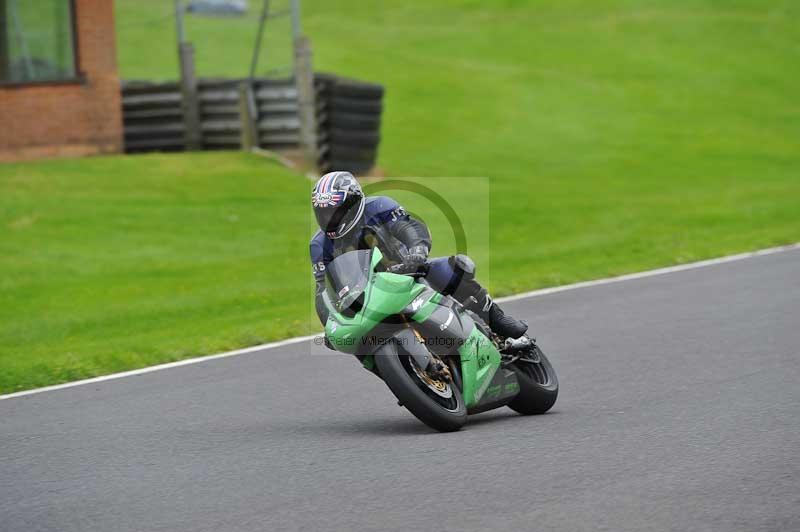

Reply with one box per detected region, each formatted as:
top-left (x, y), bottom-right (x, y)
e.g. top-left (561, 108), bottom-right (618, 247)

top-left (322, 248), bottom-right (558, 432)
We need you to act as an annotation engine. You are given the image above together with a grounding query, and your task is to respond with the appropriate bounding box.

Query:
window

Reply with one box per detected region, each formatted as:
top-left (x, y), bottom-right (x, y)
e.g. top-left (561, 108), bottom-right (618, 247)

top-left (0, 0), bottom-right (78, 84)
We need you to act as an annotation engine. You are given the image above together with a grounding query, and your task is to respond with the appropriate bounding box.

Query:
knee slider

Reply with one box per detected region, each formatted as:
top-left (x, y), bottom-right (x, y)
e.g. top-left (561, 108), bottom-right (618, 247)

top-left (448, 254), bottom-right (476, 280)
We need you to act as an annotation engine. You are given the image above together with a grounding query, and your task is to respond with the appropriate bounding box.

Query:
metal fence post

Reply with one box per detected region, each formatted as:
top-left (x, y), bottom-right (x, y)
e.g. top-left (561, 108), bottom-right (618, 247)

top-left (175, 0), bottom-right (201, 150)
top-left (238, 81), bottom-right (258, 150)
top-left (178, 42), bottom-right (202, 150)
top-left (294, 36), bottom-right (317, 168)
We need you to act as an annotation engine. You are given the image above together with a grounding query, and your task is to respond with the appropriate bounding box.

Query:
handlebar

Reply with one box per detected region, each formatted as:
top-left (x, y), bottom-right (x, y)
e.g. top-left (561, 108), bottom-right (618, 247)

top-left (387, 261), bottom-right (430, 277)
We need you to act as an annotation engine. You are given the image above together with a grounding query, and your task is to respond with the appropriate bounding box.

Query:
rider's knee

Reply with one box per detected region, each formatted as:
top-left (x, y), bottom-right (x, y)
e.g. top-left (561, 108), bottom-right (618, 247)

top-left (448, 254), bottom-right (476, 280)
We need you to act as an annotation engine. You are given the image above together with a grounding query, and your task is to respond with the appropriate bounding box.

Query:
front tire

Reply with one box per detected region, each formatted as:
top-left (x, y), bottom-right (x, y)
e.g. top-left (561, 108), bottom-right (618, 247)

top-left (374, 346), bottom-right (467, 432)
top-left (507, 345), bottom-right (559, 415)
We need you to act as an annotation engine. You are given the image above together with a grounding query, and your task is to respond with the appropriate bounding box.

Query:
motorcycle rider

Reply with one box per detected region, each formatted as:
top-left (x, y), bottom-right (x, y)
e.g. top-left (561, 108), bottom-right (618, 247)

top-left (310, 171), bottom-right (528, 340)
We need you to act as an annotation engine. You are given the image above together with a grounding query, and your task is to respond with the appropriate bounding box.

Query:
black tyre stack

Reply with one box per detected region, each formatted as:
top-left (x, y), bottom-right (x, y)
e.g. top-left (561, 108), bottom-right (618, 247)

top-left (315, 74), bottom-right (384, 175)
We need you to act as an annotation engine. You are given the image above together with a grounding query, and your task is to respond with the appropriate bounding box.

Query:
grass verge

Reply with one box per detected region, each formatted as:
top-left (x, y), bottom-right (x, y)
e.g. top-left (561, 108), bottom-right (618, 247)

top-left (2, 1), bottom-right (799, 392)
top-left (2, 151), bottom-right (798, 393)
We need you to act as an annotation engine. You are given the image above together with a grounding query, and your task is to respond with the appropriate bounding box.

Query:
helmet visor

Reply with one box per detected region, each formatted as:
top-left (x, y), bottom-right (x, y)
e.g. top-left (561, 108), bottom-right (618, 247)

top-left (314, 194), bottom-right (364, 239)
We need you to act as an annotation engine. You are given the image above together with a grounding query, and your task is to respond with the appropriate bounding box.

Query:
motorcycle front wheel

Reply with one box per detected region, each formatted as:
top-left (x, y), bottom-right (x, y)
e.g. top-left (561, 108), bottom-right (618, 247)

top-left (507, 344), bottom-right (559, 415)
top-left (374, 347), bottom-right (467, 432)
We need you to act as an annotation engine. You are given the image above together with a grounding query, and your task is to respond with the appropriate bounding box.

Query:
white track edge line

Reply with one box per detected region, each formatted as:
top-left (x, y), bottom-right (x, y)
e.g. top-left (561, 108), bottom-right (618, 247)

top-left (496, 242), bottom-right (800, 303)
top-left (2, 242), bottom-right (798, 402)
top-left (0, 335), bottom-right (318, 401)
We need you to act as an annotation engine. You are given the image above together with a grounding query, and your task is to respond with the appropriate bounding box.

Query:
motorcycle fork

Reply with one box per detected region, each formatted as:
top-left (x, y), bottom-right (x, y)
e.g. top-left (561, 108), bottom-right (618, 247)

top-left (403, 318), bottom-right (453, 384)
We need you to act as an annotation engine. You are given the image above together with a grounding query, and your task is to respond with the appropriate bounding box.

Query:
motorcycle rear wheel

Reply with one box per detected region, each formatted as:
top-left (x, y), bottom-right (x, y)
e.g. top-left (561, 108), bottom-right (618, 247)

top-left (375, 349), bottom-right (467, 432)
top-left (507, 345), bottom-right (559, 415)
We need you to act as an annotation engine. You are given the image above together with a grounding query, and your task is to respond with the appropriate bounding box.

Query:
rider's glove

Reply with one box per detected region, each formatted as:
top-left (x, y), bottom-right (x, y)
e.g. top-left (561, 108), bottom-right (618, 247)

top-left (404, 245), bottom-right (429, 269)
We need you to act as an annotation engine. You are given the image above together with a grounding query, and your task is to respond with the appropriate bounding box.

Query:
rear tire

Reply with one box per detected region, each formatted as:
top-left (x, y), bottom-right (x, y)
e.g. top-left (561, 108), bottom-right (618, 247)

top-left (507, 345), bottom-right (559, 415)
top-left (375, 346), bottom-right (466, 432)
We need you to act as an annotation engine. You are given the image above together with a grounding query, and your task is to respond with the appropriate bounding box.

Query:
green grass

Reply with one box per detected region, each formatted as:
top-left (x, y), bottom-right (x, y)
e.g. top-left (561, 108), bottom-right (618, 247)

top-left (0, 153), bottom-right (316, 392)
top-left (1, 1), bottom-right (799, 393)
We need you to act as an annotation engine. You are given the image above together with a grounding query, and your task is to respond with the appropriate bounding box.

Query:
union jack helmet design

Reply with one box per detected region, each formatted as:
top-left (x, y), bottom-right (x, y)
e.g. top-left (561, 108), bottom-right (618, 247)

top-left (312, 171), bottom-right (365, 239)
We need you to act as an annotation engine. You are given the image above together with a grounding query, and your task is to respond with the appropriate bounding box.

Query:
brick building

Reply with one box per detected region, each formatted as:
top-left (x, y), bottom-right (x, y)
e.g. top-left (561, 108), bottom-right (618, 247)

top-left (0, 0), bottom-right (122, 161)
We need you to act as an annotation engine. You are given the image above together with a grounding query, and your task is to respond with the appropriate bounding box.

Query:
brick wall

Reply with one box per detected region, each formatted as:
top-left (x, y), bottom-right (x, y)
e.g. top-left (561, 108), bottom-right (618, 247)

top-left (0, 0), bottom-right (123, 162)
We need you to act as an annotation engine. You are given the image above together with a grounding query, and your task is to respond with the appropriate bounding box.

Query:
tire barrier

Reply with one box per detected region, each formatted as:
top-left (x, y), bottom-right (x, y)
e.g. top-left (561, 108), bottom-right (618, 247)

top-left (121, 78), bottom-right (300, 153)
top-left (315, 73), bottom-right (384, 175)
top-left (121, 73), bottom-right (384, 176)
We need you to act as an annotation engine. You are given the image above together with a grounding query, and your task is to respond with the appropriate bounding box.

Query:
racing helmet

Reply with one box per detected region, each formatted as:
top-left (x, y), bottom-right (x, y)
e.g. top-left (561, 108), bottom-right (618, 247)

top-left (312, 171), bottom-right (365, 239)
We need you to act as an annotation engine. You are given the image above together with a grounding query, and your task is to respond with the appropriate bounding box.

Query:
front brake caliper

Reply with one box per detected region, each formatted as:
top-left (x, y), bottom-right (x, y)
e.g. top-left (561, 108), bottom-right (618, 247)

top-left (427, 356), bottom-right (452, 383)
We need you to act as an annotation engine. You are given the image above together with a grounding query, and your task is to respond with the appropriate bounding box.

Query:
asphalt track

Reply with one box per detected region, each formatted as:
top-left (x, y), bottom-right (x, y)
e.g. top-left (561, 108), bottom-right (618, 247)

top-left (2, 249), bottom-right (799, 532)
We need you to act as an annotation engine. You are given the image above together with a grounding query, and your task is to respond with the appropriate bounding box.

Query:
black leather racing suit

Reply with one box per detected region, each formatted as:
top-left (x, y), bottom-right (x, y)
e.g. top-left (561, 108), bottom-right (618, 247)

top-left (309, 195), bottom-right (527, 338)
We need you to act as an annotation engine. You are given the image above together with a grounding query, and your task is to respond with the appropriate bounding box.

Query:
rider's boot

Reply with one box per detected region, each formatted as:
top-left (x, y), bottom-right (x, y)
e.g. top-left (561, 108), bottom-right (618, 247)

top-left (461, 285), bottom-right (528, 339)
top-left (487, 298), bottom-right (529, 340)
top-left (446, 255), bottom-right (528, 339)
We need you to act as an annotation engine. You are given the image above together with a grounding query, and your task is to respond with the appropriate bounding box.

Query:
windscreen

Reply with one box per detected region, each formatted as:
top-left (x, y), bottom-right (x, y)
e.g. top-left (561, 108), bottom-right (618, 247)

top-left (325, 250), bottom-right (372, 311)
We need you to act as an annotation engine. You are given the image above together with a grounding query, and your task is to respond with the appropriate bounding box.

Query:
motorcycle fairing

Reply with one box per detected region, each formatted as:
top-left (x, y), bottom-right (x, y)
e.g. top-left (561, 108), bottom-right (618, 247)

top-left (324, 248), bottom-right (520, 410)
top-left (325, 249), bottom-right (426, 354)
